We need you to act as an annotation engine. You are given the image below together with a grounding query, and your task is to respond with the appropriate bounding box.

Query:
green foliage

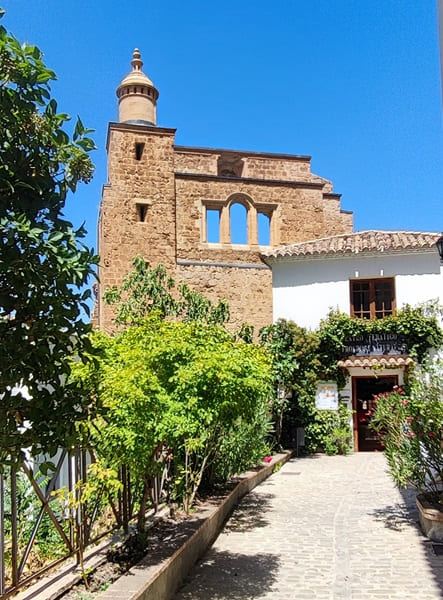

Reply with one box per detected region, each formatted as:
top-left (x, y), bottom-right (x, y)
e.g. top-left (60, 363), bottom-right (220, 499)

top-left (377, 303), bottom-right (443, 362)
top-left (76, 315), bottom-right (272, 522)
top-left (317, 305), bottom-right (443, 386)
top-left (0, 13), bottom-right (98, 466)
top-left (52, 460), bottom-right (121, 587)
top-left (317, 310), bottom-right (368, 386)
top-left (103, 257), bottom-right (229, 326)
top-left (260, 306), bottom-right (441, 455)
top-left (371, 358), bottom-right (443, 504)
top-left (235, 322), bottom-right (254, 344)
top-left (259, 319), bottom-right (352, 453)
top-left (259, 319), bottom-right (320, 446)
top-left (3, 469), bottom-right (69, 584)
top-left (305, 404), bottom-right (353, 455)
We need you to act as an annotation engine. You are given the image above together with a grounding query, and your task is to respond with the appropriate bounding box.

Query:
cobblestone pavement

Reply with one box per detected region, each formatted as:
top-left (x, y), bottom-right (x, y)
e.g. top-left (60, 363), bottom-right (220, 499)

top-left (174, 453), bottom-right (443, 599)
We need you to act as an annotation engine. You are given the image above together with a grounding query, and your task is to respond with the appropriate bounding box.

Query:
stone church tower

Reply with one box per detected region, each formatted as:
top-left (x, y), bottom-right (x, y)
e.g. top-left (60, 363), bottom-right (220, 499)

top-left (97, 50), bottom-right (353, 332)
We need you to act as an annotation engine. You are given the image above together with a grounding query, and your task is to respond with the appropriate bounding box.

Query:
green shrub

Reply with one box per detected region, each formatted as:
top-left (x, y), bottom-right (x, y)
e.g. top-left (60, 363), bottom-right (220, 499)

top-left (371, 357), bottom-right (443, 504)
top-left (305, 404), bottom-right (353, 455)
top-left (76, 315), bottom-right (273, 523)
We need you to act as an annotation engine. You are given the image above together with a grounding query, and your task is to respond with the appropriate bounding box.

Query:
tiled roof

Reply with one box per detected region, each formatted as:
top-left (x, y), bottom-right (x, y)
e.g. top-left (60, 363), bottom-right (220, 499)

top-left (338, 355), bottom-right (415, 368)
top-left (263, 231), bottom-right (441, 260)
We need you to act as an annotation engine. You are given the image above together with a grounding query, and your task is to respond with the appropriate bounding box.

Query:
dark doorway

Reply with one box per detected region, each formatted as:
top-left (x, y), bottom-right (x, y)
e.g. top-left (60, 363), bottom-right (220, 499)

top-left (352, 376), bottom-right (398, 451)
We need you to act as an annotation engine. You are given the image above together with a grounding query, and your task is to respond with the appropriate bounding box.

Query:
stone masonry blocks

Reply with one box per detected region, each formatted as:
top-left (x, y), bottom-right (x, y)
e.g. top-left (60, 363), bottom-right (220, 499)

top-left (98, 123), bottom-right (353, 332)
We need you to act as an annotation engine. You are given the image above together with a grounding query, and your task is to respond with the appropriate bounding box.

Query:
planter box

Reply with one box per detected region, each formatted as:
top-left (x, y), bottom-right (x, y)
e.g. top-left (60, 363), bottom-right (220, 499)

top-left (416, 494), bottom-right (443, 542)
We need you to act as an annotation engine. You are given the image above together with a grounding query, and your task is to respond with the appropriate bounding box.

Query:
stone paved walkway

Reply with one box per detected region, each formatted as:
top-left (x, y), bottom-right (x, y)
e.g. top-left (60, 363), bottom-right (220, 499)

top-left (174, 453), bottom-right (443, 599)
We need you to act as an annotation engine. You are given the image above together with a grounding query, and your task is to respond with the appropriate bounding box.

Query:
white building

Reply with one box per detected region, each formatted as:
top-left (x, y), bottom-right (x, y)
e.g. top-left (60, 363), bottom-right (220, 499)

top-left (262, 230), bottom-right (443, 451)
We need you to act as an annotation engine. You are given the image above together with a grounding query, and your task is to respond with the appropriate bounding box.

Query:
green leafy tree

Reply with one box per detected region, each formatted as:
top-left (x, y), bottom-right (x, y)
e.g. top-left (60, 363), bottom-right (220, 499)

top-left (77, 315), bottom-right (272, 527)
top-left (260, 319), bottom-right (320, 446)
top-left (103, 256), bottom-right (229, 326)
top-left (0, 13), bottom-right (98, 466)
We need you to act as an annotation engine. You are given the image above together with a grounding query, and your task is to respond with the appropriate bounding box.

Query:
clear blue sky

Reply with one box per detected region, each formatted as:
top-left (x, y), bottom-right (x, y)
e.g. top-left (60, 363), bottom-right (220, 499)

top-left (3, 1), bottom-right (443, 254)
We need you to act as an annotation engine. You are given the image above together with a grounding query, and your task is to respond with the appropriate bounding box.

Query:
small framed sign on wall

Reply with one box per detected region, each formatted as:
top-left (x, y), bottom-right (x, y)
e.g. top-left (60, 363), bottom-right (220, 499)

top-left (315, 382), bottom-right (338, 410)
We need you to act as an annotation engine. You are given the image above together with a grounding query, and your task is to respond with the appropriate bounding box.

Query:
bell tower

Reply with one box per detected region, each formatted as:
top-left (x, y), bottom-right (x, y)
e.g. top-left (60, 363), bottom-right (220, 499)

top-left (98, 48), bottom-right (177, 331)
top-left (116, 48), bottom-right (159, 125)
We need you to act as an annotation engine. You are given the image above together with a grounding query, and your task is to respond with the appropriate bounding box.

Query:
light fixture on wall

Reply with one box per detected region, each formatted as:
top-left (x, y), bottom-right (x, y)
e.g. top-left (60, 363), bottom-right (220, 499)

top-left (436, 234), bottom-right (443, 263)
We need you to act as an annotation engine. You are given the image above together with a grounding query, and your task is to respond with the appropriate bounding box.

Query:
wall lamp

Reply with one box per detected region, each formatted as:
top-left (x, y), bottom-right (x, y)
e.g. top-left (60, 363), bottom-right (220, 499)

top-left (436, 235), bottom-right (443, 263)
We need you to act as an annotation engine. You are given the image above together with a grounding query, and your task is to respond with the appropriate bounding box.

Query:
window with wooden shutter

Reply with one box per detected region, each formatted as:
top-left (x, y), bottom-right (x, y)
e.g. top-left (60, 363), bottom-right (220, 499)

top-left (350, 278), bottom-right (395, 319)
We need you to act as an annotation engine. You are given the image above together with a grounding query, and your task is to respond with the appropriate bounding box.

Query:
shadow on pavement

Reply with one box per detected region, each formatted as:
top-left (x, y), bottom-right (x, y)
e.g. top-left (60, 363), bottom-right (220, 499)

top-left (369, 501), bottom-right (416, 532)
top-left (368, 484), bottom-right (418, 532)
top-left (175, 550), bottom-right (280, 599)
top-left (398, 486), bottom-right (443, 596)
top-left (370, 485), bottom-right (443, 595)
top-left (223, 491), bottom-right (275, 532)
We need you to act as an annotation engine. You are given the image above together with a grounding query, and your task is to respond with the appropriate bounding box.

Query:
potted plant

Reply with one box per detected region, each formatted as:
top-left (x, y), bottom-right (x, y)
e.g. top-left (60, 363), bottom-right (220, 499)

top-left (370, 358), bottom-right (443, 541)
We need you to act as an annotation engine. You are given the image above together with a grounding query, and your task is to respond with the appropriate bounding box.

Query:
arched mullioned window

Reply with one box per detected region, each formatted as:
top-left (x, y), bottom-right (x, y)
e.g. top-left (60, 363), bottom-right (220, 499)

top-left (202, 194), bottom-right (276, 246)
top-left (230, 202), bottom-right (248, 244)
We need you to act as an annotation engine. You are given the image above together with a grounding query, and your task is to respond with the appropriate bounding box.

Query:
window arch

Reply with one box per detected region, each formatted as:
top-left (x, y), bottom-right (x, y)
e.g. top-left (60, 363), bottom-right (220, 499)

top-left (230, 202), bottom-right (248, 244)
top-left (202, 194), bottom-right (276, 246)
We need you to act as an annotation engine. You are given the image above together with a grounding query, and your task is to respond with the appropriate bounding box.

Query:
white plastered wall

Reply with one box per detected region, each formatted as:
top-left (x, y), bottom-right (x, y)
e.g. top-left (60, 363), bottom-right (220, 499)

top-left (271, 251), bottom-right (443, 329)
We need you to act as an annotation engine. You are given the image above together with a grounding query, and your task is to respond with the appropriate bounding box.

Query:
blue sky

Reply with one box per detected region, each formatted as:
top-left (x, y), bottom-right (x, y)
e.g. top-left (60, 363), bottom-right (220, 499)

top-left (3, 1), bottom-right (443, 254)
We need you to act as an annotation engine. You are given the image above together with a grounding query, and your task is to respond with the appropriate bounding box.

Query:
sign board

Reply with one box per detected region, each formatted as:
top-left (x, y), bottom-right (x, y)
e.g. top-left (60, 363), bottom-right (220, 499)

top-left (343, 333), bottom-right (407, 357)
top-left (315, 382), bottom-right (338, 410)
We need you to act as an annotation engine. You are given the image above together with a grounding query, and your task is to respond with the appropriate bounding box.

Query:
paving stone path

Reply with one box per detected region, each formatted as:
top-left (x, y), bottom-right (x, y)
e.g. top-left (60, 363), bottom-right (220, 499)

top-left (174, 452), bottom-right (443, 599)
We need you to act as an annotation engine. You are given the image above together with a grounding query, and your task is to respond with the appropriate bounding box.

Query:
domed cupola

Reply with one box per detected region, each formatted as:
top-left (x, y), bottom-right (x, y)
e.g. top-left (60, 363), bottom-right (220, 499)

top-left (116, 49), bottom-right (159, 125)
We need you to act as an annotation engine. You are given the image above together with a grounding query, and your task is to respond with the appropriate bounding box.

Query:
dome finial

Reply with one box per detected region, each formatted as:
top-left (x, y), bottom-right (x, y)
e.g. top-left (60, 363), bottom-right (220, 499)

top-left (116, 48), bottom-right (159, 125)
top-left (131, 48), bottom-right (143, 72)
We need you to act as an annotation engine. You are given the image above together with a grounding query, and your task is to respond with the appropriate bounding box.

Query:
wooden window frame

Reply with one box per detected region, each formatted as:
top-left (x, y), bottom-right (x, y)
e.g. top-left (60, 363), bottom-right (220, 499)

top-left (350, 277), bottom-right (396, 319)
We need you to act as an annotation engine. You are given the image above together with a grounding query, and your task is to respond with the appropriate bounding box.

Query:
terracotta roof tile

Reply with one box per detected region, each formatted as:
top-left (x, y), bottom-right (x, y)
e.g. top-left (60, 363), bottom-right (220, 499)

top-left (263, 230), bottom-right (441, 260)
top-left (338, 355), bottom-right (415, 368)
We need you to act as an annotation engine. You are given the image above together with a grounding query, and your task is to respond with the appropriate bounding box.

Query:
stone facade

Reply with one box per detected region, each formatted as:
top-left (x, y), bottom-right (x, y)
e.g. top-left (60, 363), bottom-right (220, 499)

top-left (97, 52), bottom-right (353, 333)
top-left (98, 123), bottom-right (353, 333)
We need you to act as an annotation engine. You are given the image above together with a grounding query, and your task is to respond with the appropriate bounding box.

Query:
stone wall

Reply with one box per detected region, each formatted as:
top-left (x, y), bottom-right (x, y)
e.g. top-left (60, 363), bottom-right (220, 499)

top-left (98, 122), bottom-right (353, 333)
top-left (176, 264), bottom-right (272, 334)
top-left (98, 124), bottom-right (177, 332)
top-left (174, 146), bottom-right (330, 183)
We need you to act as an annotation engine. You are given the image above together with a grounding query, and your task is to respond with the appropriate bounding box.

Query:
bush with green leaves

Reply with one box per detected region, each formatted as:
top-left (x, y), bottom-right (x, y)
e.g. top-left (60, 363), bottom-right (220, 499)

top-left (103, 257), bottom-right (229, 327)
top-left (77, 315), bottom-right (272, 525)
top-left (0, 11), bottom-right (97, 466)
top-left (370, 358), bottom-right (443, 505)
top-left (259, 319), bottom-right (320, 446)
top-left (304, 404), bottom-right (353, 455)
top-left (317, 305), bottom-right (443, 386)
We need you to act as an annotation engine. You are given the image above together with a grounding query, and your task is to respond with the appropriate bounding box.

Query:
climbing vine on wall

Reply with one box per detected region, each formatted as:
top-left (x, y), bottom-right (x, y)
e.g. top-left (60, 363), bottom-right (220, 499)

top-left (260, 302), bottom-right (443, 452)
top-left (317, 304), bottom-right (443, 388)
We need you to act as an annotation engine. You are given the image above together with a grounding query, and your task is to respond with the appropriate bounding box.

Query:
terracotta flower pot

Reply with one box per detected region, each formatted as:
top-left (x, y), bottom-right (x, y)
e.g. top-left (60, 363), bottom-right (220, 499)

top-left (416, 493), bottom-right (443, 542)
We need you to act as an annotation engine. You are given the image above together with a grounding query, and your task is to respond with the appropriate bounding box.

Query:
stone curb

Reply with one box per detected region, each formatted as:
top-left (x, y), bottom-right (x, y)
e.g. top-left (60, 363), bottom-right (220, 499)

top-left (97, 451), bottom-right (292, 600)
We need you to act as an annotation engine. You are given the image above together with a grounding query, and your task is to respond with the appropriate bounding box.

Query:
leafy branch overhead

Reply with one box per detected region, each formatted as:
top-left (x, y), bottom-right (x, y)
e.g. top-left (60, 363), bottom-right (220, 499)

top-left (103, 256), bottom-right (230, 326)
top-left (0, 12), bottom-right (98, 466)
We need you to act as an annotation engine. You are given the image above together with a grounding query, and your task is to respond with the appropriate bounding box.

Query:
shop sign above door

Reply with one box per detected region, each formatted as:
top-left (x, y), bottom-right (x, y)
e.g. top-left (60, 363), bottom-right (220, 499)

top-left (343, 333), bottom-right (408, 356)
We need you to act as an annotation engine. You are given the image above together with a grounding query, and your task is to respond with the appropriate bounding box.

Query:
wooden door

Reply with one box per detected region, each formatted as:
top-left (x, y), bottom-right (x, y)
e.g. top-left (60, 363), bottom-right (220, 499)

top-left (352, 376), bottom-right (398, 451)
